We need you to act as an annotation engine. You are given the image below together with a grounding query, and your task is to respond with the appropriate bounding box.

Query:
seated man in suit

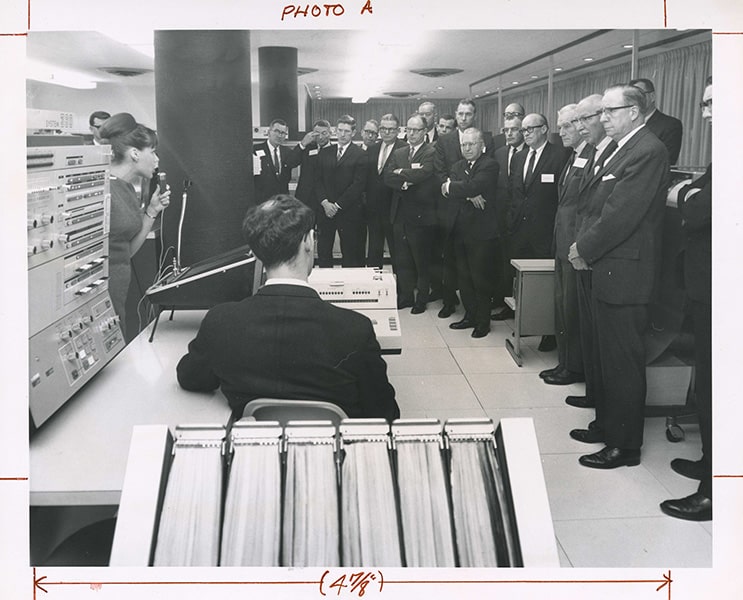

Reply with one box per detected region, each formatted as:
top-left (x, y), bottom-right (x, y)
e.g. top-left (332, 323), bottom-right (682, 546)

top-left (440, 128), bottom-right (499, 338)
top-left (176, 194), bottom-right (400, 422)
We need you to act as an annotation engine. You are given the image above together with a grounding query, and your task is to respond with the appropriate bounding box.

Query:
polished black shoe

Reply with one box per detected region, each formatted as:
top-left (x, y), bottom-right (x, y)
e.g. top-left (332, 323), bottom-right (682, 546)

top-left (471, 325), bottom-right (490, 338)
top-left (537, 335), bottom-right (557, 352)
top-left (490, 307), bottom-right (514, 321)
top-left (579, 446), bottom-right (641, 469)
top-left (438, 304), bottom-right (456, 319)
top-left (565, 395), bottom-right (595, 409)
top-left (569, 428), bottom-right (604, 444)
top-left (670, 458), bottom-right (705, 481)
top-left (411, 303), bottom-right (427, 315)
top-left (539, 365), bottom-right (561, 379)
top-left (660, 492), bottom-right (712, 521)
top-left (543, 368), bottom-right (585, 386)
top-left (398, 299), bottom-right (414, 310)
top-left (449, 318), bottom-right (475, 330)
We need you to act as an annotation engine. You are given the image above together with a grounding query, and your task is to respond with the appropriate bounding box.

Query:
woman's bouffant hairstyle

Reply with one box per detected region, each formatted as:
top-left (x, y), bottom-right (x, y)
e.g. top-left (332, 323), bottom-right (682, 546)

top-left (98, 113), bottom-right (158, 163)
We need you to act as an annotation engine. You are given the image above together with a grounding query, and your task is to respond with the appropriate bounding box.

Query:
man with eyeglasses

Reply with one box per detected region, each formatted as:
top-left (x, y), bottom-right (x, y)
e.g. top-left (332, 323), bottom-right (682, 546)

top-left (286, 119), bottom-right (333, 215)
top-left (660, 75), bottom-right (712, 521)
top-left (365, 114), bottom-right (407, 269)
top-left (540, 104), bottom-right (592, 386)
top-left (315, 115), bottom-right (368, 268)
top-left (493, 103), bottom-right (526, 150)
top-left (434, 98), bottom-right (495, 319)
top-left (436, 114), bottom-right (456, 136)
top-left (563, 94), bottom-right (616, 411)
top-left (629, 78), bottom-right (683, 165)
top-left (440, 128), bottom-right (499, 338)
top-left (492, 116), bottom-right (526, 321)
top-left (567, 84), bottom-right (669, 470)
top-left (507, 113), bottom-right (571, 351)
top-left (384, 113), bottom-right (439, 314)
top-left (253, 118), bottom-right (299, 204)
top-left (361, 119), bottom-right (380, 151)
top-left (418, 101), bottom-right (439, 145)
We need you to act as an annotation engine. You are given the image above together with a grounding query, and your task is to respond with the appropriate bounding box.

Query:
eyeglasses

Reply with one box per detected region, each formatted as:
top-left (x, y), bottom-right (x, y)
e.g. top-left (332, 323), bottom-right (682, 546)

top-left (379, 127), bottom-right (398, 133)
top-left (271, 129), bottom-right (288, 136)
top-left (504, 111), bottom-right (524, 119)
top-left (363, 129), bottom-right (378, 135)
top-left (405, 127), bottom-right (425, 133)
top-left (519, 124), bottom-right (545, 135)
top-left (699, 99), bottom-right (712, 109)
top-left (501, 127), bottom-right (520, 134)
top-left (600, 105), bottom-right (635, 116)
top-left (575, 111), bottom-right (602, 124)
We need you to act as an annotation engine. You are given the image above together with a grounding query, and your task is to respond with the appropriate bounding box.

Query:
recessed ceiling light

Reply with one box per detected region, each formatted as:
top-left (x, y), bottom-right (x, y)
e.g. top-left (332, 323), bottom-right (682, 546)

top-left (511, 81), bottom-right (519, 85)
top-left (583, 57), bottom-right (594, 62)
top-left (554, 67), bottom-right (563, 72)
top-left (474, 94), bottom-right (480, 98)
top-left (623, 44), bottom-right (634, 49)
top-left (436, 85), bottom-right (444, 90)
top-left (530, 75), bottom-right (538, 79)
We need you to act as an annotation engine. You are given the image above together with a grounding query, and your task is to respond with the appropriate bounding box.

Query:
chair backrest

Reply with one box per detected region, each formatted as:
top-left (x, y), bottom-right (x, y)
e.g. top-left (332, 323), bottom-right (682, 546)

top-left (241, 398), bottom-right (348, 428)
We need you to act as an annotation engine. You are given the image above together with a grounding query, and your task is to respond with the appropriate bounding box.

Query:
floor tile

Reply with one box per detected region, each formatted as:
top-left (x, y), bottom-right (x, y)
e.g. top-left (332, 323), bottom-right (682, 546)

top-left (554, 516), bottom-right (712, 567)
top-left (397, 310), bottom-right (447, 348)
top-left (542, 453), bottom-right (677, 521)
top-left (388, 374), bottom-right (481, 411)
top-left (384, 347), bottom-right (460, 376)
top-left (469, 373), bottom-right (581, 409)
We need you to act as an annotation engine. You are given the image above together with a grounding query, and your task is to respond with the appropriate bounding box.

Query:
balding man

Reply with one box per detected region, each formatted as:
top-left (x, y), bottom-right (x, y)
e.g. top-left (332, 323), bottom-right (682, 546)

top-left (441, 128), bottom-right (499, 337)
top-left (507, 113), bottom-right (571, 350)
top-left (630, 78), bottom-right (683, 165)
top-left (540, 104), bottom-right (591, 386)
top-left (568, 84), bottom-right (669, 469)
top-left (418, 101), bottom-right (439, 145)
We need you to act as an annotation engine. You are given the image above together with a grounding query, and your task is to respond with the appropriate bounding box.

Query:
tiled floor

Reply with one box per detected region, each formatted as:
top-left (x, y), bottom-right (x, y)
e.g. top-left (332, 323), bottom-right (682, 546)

top-left (385, 301), bottom-right (712, 568)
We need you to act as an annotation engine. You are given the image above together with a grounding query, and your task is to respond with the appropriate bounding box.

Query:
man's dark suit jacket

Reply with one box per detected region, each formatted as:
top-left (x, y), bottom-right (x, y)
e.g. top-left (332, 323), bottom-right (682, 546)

top-left (315, 142), bottom-right (368, 222)
top-left (384, 142), bottom-right (438, 227)
top-left (253, 141), bottom-right (300, 203)
top-left (366, 138), bottom-right (408, 218)
top-left (445, 155), bottom-right (499, 239)
top-left (507, 141), bottom-right (571, 256)
top-left (677, 164), bottom-right (711, 304)
top-left (645, 109), bottom-right (683, 165)
top-left (493, 144), bottom-right (523, 237)
top-left (553, 143), bottom-right (593, 260)
top-left (575, 127), bottom-right (669, 304)
top-left (434, 129), bottom-right (496, 185)
top-left (176, 284), bottom-right (399, 421)
top-left (285, 141), bottom-right (327, 213)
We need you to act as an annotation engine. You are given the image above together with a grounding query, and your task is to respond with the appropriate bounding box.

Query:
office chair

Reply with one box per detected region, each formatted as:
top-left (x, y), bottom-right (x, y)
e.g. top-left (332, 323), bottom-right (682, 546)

top-left (239, 398), bottom-right (348, 428)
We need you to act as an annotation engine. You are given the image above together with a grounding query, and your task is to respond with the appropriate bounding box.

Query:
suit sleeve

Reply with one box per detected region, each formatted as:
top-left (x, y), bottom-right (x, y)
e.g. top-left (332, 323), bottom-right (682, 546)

top-left (677, 167), bottom-right (711, 232)
top-left (447, 160), bottom-right (499, 200)
top-left (176, 316), bottom-right (221, 392)
top-left (284, 143), bottom-right (305, 170)
top-left (314, 148), bottom-right (330, 205)
top-left (434, 137), bottom-right (450, 183)
top-left (397, 147), bottom-right (436, 185)
top-left (341, 322), bottom-right (400, 422)
top-left (576, 141), bottom-right (669, 263)
top-left (663, 118), bottom-right (683, 165)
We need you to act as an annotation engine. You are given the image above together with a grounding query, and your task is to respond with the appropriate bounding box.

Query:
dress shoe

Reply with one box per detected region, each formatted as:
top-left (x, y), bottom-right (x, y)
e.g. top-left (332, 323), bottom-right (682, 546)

top-left (449, 318), bottom-right (475, 330)
top-left (411, 303), bottom-right (426, 315)
top-left (565, 395), bottom-right (595, 409)
top-left (490, 307), bottom-right (514, 321)
top-left (397, 299), bottom-right (414, 310)
top-left (543, 368), bottom-right (585, 386)
top-left (471, 325), bottom-right (490, 338)
top-left (579, 446), bottom-right (641, 469)
top-left (539, 365), bottom-right (561, 379)
top-left (438, 304), bottom-right (456, 319)
top-left (660, 492), bottom-right (712, 521)
top-left (537, 335), bottom-right (557, 352)
top-left (670, 458), bottom-right (705, 481)
top-left (569, 428), bottom-right (604, 444)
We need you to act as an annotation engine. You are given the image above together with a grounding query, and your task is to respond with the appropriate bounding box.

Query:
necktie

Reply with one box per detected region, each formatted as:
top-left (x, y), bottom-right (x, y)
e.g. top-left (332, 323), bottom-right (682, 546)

top-left (594, 140), bottom-right (618, 173)
top-left (524, 149), bottom-right (536, 183)
top-left (273, 146), bottom-right (281, 175)
top-left (409, 145), bottom-right (415, 161)
top-left (337, 145), bottom-right (343, 161)
top-left (507, 146), bottom-right (515, 175)
top-left (378, 143), bottom-right (390, 174)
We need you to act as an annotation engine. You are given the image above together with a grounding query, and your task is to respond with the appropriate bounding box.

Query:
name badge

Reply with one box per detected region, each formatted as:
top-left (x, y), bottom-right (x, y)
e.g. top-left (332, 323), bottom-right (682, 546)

top-left (541, 173), bottom-right (555, 183)
top-left (255, 149), bottom-right (266, 158)
top-left (411, 162), bottom-right (422, 169)
top-left (573, 157), bottom-right (588, 169)
top-left (308, 148), bottom-right (319, 156)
